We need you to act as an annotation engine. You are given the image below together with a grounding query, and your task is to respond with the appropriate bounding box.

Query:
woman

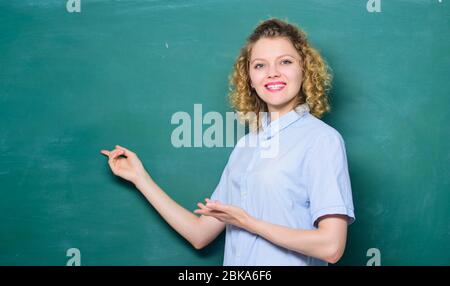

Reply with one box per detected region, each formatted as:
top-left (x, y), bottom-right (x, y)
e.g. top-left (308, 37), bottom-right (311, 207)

top-left (101, 18), bottom-right (355, 266)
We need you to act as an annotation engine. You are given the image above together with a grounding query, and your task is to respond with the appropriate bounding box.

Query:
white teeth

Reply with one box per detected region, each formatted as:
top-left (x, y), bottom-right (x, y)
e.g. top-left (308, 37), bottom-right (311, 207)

top-left (266, 84), bottom-right (285, 89)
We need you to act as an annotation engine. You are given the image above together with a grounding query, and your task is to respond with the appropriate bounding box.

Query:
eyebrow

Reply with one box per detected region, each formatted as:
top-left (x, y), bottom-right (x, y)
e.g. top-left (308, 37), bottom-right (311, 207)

top-left (250, 54), bottom-right (298, 64)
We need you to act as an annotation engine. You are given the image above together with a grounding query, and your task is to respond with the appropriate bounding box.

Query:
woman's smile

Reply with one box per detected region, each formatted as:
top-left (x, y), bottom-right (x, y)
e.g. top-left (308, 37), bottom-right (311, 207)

top-left (265, 81), bottom-right (287, 92)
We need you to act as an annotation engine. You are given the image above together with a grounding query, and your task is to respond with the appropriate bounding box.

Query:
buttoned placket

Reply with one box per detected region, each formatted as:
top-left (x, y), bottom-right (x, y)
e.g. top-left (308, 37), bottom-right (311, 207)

top-left (233, 105), bottom-right (309, 264)
top-left (234, 143), bottom-right (262, 264)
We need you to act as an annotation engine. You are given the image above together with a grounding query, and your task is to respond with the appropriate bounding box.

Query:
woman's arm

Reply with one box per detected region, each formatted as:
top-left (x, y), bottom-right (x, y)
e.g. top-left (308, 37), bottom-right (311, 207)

top-left (135, 173), bottom-right (226, 250)
top-left (246, 215), bottom-right (348, 264)
top-left (195, 201), bottom-right (348, 263)
top-left (101, 145), bottom-right (225, 250)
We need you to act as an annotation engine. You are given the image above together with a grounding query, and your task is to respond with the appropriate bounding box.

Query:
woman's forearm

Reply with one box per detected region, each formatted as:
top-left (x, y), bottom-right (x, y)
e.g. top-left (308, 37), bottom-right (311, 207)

top-left (134, 173), bottom-right (204, 249)
top-left (245, 216), bottom-right (347, 264)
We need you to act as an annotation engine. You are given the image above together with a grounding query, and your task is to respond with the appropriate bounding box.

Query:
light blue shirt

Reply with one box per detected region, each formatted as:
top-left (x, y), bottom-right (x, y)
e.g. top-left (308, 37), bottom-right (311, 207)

top-left (211, 104), bottom-right (355, 266)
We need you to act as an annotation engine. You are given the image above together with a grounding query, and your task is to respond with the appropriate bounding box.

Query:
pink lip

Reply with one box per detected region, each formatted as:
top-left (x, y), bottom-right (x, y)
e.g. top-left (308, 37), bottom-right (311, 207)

top-left (265, 81), bottom-right (286, 86)
top-left (265, 81), bottom-right (286, 93)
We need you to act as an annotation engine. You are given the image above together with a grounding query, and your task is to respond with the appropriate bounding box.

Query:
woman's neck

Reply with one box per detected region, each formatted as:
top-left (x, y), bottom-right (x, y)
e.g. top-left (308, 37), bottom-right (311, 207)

top-left (267, 98), bottom-right (300, 121)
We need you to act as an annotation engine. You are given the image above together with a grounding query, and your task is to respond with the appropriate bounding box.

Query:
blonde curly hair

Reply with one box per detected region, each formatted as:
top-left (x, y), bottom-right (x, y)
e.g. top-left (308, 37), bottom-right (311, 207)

top-left (229, 18), bottom-right (332, 132)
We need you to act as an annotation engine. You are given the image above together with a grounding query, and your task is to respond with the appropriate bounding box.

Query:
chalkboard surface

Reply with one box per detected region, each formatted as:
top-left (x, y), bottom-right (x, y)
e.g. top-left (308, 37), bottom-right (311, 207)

top-left (0, 0), bottom-right (449, 265)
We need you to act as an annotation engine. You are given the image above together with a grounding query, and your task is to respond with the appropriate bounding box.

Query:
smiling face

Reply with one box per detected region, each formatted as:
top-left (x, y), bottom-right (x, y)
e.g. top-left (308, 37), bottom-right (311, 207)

top-left (249, 37), bottom-right (303, 120)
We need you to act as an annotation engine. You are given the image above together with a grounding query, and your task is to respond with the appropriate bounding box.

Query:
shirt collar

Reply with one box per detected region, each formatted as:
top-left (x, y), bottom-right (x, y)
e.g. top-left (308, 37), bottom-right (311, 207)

top-left (260, 103), bottom-right (310, 140)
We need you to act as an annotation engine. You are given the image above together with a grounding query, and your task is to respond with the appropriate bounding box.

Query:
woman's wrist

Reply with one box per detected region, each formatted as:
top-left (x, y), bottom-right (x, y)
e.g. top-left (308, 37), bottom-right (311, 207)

top-left (133, 170), bottom-right (152, 190)
top-left (244, 215), bottom-right (260, 235)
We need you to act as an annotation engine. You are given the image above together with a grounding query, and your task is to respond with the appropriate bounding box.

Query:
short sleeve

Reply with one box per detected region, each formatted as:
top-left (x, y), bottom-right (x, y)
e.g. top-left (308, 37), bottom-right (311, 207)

top-left (210, 162), bottom-right (230, 204)
top-left (306, 133), bottom-right (355, 227)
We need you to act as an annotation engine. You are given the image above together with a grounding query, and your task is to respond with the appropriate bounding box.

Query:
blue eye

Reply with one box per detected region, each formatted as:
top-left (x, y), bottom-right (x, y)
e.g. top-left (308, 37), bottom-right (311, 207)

top-left (281, 59), bottom-right (292, 64)
top-left (254, 63), bottom-right (264, 69)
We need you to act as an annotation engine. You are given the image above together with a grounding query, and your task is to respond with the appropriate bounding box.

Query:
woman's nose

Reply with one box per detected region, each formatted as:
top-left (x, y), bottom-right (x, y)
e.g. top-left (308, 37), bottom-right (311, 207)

top-left (267, 64), bottom-right (281, 78)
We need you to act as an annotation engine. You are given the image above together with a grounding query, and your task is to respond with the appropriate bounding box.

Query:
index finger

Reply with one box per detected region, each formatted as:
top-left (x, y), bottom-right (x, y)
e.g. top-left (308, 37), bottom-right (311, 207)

top-left (115, 145), bottom-right (135, 157)
top-left (206, 201), bottom-right (228, 211)
top-left (100, 150), bottom-right (110, 156)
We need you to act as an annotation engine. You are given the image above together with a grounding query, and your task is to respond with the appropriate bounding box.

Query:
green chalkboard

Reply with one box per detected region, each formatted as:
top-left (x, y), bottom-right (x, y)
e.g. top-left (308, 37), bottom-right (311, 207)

top-left (0, 0), bottom-right (449, 266)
